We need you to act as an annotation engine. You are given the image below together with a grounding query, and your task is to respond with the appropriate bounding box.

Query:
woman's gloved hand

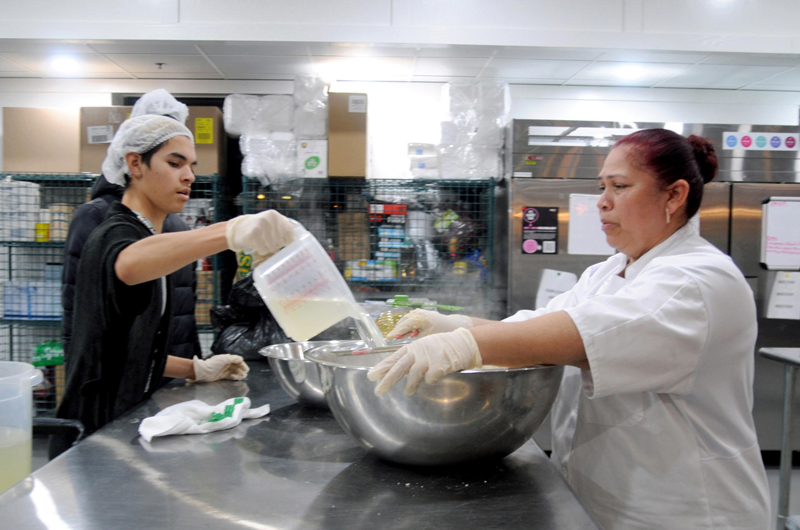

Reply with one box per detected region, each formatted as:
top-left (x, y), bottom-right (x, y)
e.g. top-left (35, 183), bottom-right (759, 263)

top-left (226, 210), bottom-right (295, 265)
top-left (367, 328), bottom-right (482, 396)
top-left (386, 308), bottom-right (473, 340)
top-left (190, 354), bottom-right (250, 383)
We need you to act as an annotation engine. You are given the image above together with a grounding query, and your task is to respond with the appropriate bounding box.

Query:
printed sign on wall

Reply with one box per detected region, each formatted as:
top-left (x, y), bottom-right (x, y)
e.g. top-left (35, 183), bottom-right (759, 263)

top-left (723, 132), bottom-right (798, 151)
top-left (522, 206), bottom-right (558, 254)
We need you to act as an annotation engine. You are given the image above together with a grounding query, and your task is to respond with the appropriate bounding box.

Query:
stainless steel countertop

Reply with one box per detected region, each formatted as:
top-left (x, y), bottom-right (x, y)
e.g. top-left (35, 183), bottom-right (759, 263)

top-left (0, 360), bottom-right (600, 529)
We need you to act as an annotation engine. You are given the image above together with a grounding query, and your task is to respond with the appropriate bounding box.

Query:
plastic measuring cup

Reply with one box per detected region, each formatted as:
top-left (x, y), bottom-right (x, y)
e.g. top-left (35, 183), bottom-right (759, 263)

top-left (252, 222), bottom-right (385, 346)
top-left (0, 361), bottom-right (43, 494)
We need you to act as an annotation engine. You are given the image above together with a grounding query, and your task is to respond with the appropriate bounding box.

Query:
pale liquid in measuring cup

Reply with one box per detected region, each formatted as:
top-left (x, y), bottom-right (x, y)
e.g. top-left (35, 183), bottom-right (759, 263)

top-left (0, 427), bottom-right (32, 494)
top-left (271, 298), bottom-right (387, 348)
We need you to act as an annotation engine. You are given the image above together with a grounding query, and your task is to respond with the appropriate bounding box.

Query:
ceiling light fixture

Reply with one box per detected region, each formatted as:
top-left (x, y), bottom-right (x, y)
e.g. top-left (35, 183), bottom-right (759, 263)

top-left (50, 55), bottom-right (82, 73)
top-left (615, 64), bottom-right (646, 80)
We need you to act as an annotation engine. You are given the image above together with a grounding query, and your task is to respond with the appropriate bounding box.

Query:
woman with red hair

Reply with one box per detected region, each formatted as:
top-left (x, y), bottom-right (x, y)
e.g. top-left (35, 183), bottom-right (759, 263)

top-left (370, 129), bottom-right (770, 529)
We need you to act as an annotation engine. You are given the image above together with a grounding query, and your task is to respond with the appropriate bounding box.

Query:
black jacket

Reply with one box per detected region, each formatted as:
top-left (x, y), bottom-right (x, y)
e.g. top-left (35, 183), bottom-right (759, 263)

top-left (57, 202), bottom-right (171, 439)
top-left (61, 175), bottom-right (201, 360)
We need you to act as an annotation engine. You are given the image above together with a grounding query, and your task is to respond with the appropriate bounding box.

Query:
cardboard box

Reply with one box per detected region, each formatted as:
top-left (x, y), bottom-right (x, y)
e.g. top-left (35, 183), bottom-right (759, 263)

top-left (79, 106), bottom-right (227, 177)
top-left (337, 211), bottom-right (370, 262)
top-left (297, 139), bottom-right (328, 178)
top-left (328, 93), bottom-right (367, 177)
top-left (186, 106), bottom-right (226, 177)
top-left (79, 106), bottom-right (132, 174)
top-left (3, 107), bottom-right (80, 172)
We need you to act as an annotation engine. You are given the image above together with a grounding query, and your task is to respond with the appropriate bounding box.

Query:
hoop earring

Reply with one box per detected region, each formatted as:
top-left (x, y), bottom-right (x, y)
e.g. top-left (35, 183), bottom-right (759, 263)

top-left (666, 208), bottom-right (671, 224)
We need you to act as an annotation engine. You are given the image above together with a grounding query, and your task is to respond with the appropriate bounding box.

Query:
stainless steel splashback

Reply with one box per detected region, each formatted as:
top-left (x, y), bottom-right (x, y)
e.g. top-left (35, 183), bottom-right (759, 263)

top-left (507, 120), bottom-right (800, 183)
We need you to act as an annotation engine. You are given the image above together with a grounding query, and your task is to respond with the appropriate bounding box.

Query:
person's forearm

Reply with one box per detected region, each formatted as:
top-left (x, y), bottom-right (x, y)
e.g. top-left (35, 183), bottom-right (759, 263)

top-left (470, 310), bottom-right (589, 369)
top-left (115, 222), bottom-right (228, 285)
top-left (469, 317), bottom-right (498, 327)
top-left (164, 355), bottom-right (196, 379)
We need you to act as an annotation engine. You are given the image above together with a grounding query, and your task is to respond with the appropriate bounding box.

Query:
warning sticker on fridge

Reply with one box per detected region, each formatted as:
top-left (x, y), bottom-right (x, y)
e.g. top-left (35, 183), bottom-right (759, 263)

top-left (522, 207), bottom-right (558, 254)
top-left (723, 132), bottom-right (799, 151)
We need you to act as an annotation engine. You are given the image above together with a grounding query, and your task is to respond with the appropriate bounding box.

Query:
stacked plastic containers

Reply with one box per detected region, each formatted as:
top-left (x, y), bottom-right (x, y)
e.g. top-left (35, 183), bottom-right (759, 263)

top-left (438, 81), bottom-right (510, 180)
top-left (224, 76), bottom-right (328, 187)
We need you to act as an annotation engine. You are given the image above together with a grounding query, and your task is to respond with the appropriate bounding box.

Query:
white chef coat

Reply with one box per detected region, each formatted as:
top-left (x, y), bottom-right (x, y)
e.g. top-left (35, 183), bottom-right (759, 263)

top-left (505, 222), bottom-right (770, 530)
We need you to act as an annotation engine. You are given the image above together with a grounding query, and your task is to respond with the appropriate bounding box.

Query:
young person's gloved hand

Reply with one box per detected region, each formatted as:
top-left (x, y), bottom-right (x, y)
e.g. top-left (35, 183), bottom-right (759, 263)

top-left (386, 308), bottom-right (473, 339)
top-left (226, 210), bottom-right (296, 265)
top-left (189, 354), bottom-right (250, 383)
top-left (367, 328), bottom-right (482, 396)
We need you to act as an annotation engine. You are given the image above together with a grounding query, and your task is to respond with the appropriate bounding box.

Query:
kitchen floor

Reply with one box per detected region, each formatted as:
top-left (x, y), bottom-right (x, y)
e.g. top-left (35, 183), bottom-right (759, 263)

top-left (27, 433), bottom-right (800, 525)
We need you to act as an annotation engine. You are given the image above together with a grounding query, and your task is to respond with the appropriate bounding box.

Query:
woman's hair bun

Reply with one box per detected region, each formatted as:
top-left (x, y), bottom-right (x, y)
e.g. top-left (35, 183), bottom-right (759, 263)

top-left (687, 134), bottom-right (718, 184)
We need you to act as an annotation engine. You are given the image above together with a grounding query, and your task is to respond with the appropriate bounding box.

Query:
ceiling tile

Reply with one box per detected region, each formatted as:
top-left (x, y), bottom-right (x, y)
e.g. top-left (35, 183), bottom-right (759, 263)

top-left (495, 47), bottom-right (602, 61)
top-left (484, 59), bottom-right (590, 80)
top-left (2, 52), bottom-right (126, 74)
top-left (87, 40), bottom-right (202, 55)
top-left (212, 55), bottom-right (315, 76)
top-left (566, 61), bottom-right (688, 86)
top-left (0, 39), bottom-right (95, 54)
top-left (105, 54), bottom-right (216, 74)
top-left (319, 43), bottom-right (417, 58)
top-left (0, 55), bottom-right (30, 72)
top-left (596, 50), bottom-right (707, 64)
top-left (658, 64), bottom-right (790, 89)
top-left (749, 67), bottom-right (800, 87)
top-left (417, 45), bottom-right (498, 58)
top-left (702, 53), bottom-right (800, 67)
top-left (131, 72), bottom-right (225, 80)
top-left (414, 57), bottom-right (487, 77)
top-left (199, 41), bottom-right (319, 56)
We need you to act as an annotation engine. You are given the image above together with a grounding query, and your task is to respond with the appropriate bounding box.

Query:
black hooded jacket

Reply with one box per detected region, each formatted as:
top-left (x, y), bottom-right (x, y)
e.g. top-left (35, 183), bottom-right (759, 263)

top-left (61, 174), bottom-right (201, 360)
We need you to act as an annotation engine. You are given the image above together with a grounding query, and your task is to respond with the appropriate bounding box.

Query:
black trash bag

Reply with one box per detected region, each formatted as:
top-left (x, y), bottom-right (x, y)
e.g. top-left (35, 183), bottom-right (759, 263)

top-left (210, 274), bottom-right (290, 360)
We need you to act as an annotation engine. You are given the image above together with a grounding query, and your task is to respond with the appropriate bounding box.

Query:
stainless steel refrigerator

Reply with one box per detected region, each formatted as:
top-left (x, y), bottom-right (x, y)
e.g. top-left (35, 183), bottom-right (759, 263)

top-left (506, 119), bottom-right (800, 454)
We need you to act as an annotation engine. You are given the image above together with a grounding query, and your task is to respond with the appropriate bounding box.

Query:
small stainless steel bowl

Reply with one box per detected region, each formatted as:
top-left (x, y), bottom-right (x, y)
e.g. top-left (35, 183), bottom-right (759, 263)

top-left (305, 342), bottom-right (564, 466)
top-left (259, 341), bottom-right (364, 409)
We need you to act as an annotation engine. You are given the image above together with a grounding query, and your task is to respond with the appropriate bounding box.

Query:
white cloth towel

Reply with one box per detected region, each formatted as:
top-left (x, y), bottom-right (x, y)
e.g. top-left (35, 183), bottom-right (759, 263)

top-left (138, 397), bottom-right (271, 442)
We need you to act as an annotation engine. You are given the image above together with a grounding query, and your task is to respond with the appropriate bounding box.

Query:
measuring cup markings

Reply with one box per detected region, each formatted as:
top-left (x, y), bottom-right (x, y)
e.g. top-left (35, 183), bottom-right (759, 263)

top-left (279, 277), bottom-right (333, 312)
top-left (265, 247), bottom-right (318, 287)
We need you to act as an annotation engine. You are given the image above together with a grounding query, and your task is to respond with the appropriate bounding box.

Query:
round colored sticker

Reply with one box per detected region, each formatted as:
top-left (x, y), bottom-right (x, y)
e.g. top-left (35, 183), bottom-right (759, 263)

top-left (755, 136), bottom-right (766, 148)
top-left (305, 156), bottom-right (320, 170)
top-left (786, 136), bottom-right (797, 149)
top-left (725, 135), bottom-right (737, 148)
top-left (523, 239), bottom-right (539, 253)
top-left (741, 136), bottom-right (752, 148)
top-left (771, 136), bottom-right (781, 148)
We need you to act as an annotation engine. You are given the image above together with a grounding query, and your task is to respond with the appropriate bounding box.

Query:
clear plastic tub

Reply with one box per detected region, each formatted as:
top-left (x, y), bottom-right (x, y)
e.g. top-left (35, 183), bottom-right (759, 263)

top-left (252, 222), bottom-right (386, 347)
top-left (0, 362), bottom-right (42, 494)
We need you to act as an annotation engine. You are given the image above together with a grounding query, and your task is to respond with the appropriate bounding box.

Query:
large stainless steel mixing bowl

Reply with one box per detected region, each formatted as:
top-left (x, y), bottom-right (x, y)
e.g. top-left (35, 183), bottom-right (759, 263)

top-left (259, 341), bottom-right (362, 409)
top-left (305, 342), bottom-right (564, 466)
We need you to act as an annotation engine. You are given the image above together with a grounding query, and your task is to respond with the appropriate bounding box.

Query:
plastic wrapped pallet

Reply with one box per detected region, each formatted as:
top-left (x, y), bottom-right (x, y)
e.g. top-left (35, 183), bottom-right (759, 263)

top-left (439, 144), bottom-right (501, 180)
top-left (240, 131), bottom-right (297, 186)
top-left (442, 80), bottom-right (510, 123)
top-left (250, 95), bottom-right (294, 134)
top-left (223, 94), bottom-right (260, 137)
top-left (294, 76), bottom-right (328, 104)
top-left (0, 178), bottom-right (40, 241)
top-left (294, 103), bottom-right (327, 139)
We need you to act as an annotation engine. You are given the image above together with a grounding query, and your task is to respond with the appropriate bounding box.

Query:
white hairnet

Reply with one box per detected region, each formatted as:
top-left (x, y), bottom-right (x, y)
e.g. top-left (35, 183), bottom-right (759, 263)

top-left (130, 88), bottom-right (189, 125)
top-left (102, 115), bottom-right (193, 186)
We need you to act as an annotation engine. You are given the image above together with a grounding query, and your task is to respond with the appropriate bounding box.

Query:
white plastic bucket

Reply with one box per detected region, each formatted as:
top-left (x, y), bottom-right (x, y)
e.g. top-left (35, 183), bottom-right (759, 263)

top-left (0, 361), bottom-right (43, 494)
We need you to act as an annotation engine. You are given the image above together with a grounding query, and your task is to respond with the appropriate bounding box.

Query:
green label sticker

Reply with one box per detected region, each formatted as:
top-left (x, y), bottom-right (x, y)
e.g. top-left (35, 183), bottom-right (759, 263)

top-left (33, 340), bottom-right (64, 366)
top-left (206, 397), bottom-right (244, 423)
top-left (305, 156), bottom-right (320, 170)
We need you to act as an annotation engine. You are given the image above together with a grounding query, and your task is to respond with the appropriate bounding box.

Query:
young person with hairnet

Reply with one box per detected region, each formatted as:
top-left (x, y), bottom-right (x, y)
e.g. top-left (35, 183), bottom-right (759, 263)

top-left (368, 129), bottom-right (770, 529)
top-left (62, 89), bottom-right (199, 364)
top-left (51, 115), bottom-right (295, 458)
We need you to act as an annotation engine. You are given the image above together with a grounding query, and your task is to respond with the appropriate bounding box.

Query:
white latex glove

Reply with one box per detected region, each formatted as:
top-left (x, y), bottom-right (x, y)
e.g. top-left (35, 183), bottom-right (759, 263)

top-left (189, 354), bottom-right (250, 383)
top-left (225, 210), bottom-right (296, 265)
top-left (386, 308), bottom-right (473, 340)
top-left (367, 327), bottom-right (482, 396)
